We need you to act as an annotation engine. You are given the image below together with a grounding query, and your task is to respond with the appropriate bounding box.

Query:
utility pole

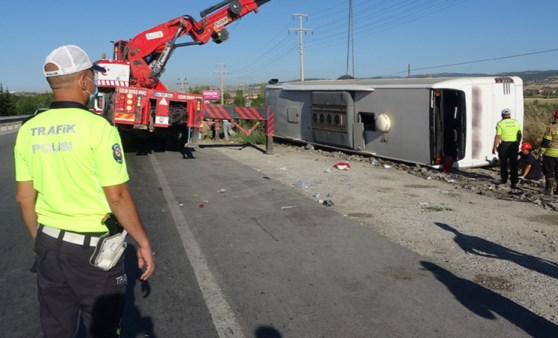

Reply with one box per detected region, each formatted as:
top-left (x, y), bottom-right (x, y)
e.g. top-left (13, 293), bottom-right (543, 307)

top-left (289, 14), bottom-right (312, 81)
top-left (346, 0), bottom-right (355, 77)
top-left (215, 63), bottom-right (227, 104)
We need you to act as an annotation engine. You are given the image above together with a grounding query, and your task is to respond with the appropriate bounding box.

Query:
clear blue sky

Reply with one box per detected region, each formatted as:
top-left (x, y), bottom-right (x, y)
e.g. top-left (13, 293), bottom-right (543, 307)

top-left (1, 0), bottom-right (557, 92)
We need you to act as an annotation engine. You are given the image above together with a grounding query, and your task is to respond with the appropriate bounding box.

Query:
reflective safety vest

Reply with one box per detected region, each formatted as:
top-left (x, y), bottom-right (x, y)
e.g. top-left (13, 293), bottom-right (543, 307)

top-left (14, 101), bottom-right (129, 233)
top-left (496, 118), bottom-right (521, 142)
top-left (542, 122), bottom-right (558, 158)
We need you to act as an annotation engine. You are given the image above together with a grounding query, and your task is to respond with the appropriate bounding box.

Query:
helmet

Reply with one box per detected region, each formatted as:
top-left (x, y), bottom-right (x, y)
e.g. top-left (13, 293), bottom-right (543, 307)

top-left (501, 108), bottom-right (511, 116)
top-left (521, 142), bottom-right (532, 151)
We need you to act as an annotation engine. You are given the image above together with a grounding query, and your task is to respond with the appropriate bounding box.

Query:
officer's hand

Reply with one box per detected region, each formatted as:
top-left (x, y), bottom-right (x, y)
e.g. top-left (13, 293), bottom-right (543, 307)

top-left (137, 245), bottom-right (155, 281)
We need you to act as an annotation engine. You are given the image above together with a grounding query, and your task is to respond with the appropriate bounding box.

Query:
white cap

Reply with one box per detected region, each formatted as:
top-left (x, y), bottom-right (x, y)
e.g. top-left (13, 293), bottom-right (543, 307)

top-left (43, 45), bottom-right (105, 77)
top-left (501, 108), bottom-right (511, 115)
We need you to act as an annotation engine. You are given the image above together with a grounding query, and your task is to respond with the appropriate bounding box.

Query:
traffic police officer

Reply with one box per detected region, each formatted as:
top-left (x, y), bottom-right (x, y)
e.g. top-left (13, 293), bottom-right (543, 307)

top-left (540, 109), bottom-right (558, 195)
top-left (492, 108), bottom-right (522, 188)
top-left (14, 45), bottom-right (155, 337)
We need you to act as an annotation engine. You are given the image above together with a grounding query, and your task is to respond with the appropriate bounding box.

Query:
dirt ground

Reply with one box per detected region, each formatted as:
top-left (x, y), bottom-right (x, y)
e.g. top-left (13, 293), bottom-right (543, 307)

top-left (209, 141), bottom-right (558, 325)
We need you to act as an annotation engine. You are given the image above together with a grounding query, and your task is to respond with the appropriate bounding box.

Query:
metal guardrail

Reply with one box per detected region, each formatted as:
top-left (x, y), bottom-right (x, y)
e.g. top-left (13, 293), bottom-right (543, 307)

top-left (0, 116), bottom-right (28, 133)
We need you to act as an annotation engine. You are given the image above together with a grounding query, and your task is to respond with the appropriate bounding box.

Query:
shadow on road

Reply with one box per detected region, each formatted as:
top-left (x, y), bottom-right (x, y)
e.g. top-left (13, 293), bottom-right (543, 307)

top-left (75, 245), bottom-right (154, 337)
top-left (181, 146), bottom-right (196, 159)
top-left (199, 142), bottom-right (268, 154)
top-left (421, 261), bottom-right (558, 337)
top-left (120, 244), bottom-right (155, 338)
top-left (435, 222), bottom-right (558, 280)
top-left (254, 325), bottom-right (283, 338)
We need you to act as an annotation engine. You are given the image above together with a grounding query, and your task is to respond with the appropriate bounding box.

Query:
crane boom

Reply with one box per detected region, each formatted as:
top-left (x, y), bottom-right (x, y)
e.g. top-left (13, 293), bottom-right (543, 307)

top-left (118, 0), bottom-right (270, 90)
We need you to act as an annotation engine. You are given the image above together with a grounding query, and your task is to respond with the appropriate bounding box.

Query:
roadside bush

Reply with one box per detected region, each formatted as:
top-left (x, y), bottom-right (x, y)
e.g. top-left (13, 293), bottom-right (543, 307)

top-left (13, 93), bottom-right (53, 115)
top-left (523, 99), bottom-right (558, 148)
top-left (232, 119), bottom-right (267, 145)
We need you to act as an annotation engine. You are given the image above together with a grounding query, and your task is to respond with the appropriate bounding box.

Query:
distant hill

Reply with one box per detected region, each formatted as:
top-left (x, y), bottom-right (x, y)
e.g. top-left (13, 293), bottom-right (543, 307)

top-left (409, 70), bottom-right (558, 84)
top-left (500, 70), bottom-right (558, 84)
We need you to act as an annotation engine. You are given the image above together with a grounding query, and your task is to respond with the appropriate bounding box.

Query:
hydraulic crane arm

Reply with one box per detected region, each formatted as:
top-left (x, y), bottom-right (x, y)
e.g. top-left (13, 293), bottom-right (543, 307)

top-left (121, 0), bottom-right (270, 90)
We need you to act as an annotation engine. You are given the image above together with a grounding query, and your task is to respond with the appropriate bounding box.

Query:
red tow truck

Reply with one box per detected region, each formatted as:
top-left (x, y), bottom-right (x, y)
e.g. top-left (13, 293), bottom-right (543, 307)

top-left (93, 0), bottom-right (271, 150)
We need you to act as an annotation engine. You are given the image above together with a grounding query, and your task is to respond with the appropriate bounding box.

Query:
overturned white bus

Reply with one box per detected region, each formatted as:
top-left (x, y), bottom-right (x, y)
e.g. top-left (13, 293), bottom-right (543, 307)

top-left (265, 76), bottom-right (524, 168)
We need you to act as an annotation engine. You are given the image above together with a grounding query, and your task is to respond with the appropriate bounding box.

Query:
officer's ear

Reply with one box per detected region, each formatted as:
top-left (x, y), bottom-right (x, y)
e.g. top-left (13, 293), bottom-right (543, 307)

top-left (78, 72), bottom-right (88, 91)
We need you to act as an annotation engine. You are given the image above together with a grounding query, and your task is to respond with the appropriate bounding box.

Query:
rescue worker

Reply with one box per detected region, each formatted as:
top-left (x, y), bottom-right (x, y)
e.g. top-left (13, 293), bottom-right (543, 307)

top-left (518, 142), bottom-right (542, 181)
top-left (540, 109), bottom-right (558, 195)
top-left (14, 45), bottom-right (155, 337)
top-left (492, 108), bottom-right (522, 188)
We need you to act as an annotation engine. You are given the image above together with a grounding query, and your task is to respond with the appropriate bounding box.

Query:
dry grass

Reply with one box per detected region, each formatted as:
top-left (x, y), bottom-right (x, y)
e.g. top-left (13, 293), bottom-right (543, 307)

top-left (523, 99), bottom-right (557, 148)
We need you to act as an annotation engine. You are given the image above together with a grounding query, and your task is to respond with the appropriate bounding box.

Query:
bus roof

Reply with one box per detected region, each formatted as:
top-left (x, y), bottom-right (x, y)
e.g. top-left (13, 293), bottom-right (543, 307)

top-left (267, 76), bottom-right (522, 91)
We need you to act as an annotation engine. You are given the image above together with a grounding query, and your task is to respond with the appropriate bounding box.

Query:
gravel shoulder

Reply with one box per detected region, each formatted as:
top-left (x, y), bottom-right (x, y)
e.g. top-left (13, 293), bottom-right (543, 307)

top-left (210, 141), bottom-right (558, 324)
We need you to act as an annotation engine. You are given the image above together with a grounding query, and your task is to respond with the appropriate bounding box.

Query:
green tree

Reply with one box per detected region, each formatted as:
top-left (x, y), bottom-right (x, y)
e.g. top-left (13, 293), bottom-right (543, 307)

top-left (233, 89), bottom-right (246, 107)
top-left (223, 91), bottom-right (232, 103)
top-left (0, 84), bottom-right (16, 116)
top-left (13, 92), bottom-right (54, 115)
top-left (0, 84), bottom-right (5, 116)
top-left (251, 94), bottom-right (264, 108)
top-left (189, 85), bottom-right (210, 94)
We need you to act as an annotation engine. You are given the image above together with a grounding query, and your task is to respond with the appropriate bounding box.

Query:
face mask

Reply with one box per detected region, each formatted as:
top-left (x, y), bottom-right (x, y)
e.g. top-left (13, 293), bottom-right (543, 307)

top-left (85, 76), bottom-right (98, 105)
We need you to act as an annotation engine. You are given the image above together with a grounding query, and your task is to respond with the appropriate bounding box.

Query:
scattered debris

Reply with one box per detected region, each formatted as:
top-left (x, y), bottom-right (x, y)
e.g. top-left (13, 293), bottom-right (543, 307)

top-left (318, 199), bottom-right (335, 207)
top-left (276, 144), bottom-right (558, 211)
top-left (333, 162), bottom-right (351, 170)
top-left (422, 205), bottom-right (453, 212)
top-left (294, 179), bottom-right (311, 189)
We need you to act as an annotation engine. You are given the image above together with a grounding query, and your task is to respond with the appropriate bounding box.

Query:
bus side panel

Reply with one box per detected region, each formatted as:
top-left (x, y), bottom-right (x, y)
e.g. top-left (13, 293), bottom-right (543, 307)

top-left (356, 88), bottom-right (432, 164)
top-left (311, 91), bottom-right (355, 149)
top-left (268, 89), bottom-right (312, 141)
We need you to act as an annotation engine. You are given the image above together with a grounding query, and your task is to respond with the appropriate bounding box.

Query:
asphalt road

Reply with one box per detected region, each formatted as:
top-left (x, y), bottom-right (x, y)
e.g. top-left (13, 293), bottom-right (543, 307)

top-left (1, 130), bottom-right (556, 337)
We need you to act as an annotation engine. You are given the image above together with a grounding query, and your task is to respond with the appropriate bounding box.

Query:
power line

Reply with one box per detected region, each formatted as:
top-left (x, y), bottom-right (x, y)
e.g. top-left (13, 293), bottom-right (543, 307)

top-left (387, 48), bottom-right (558, 76)
top-left (229, 0), bottom-right (465, 82)
top-left (196, 1), bottom-right (553, 84)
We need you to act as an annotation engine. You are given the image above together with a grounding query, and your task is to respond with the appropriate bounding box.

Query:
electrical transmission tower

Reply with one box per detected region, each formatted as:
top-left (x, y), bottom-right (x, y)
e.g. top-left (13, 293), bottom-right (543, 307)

top-left (289, 14), bottom-right (313, 81)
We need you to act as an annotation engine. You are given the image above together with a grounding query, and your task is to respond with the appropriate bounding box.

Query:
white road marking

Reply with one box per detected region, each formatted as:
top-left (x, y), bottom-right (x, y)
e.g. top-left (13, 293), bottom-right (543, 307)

top-left (149, 154), bottom-right (245, 338)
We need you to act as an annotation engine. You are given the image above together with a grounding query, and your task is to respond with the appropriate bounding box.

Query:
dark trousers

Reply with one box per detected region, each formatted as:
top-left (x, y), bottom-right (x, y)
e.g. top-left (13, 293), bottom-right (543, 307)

top-left (498, 142), bottom-right (519, 184)
top-left (543, 155), bottom-right (558, 179)
top-left (524, 169), bottom-right (542, 181)
top-left (34, 232), bottom-right (127, 337)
